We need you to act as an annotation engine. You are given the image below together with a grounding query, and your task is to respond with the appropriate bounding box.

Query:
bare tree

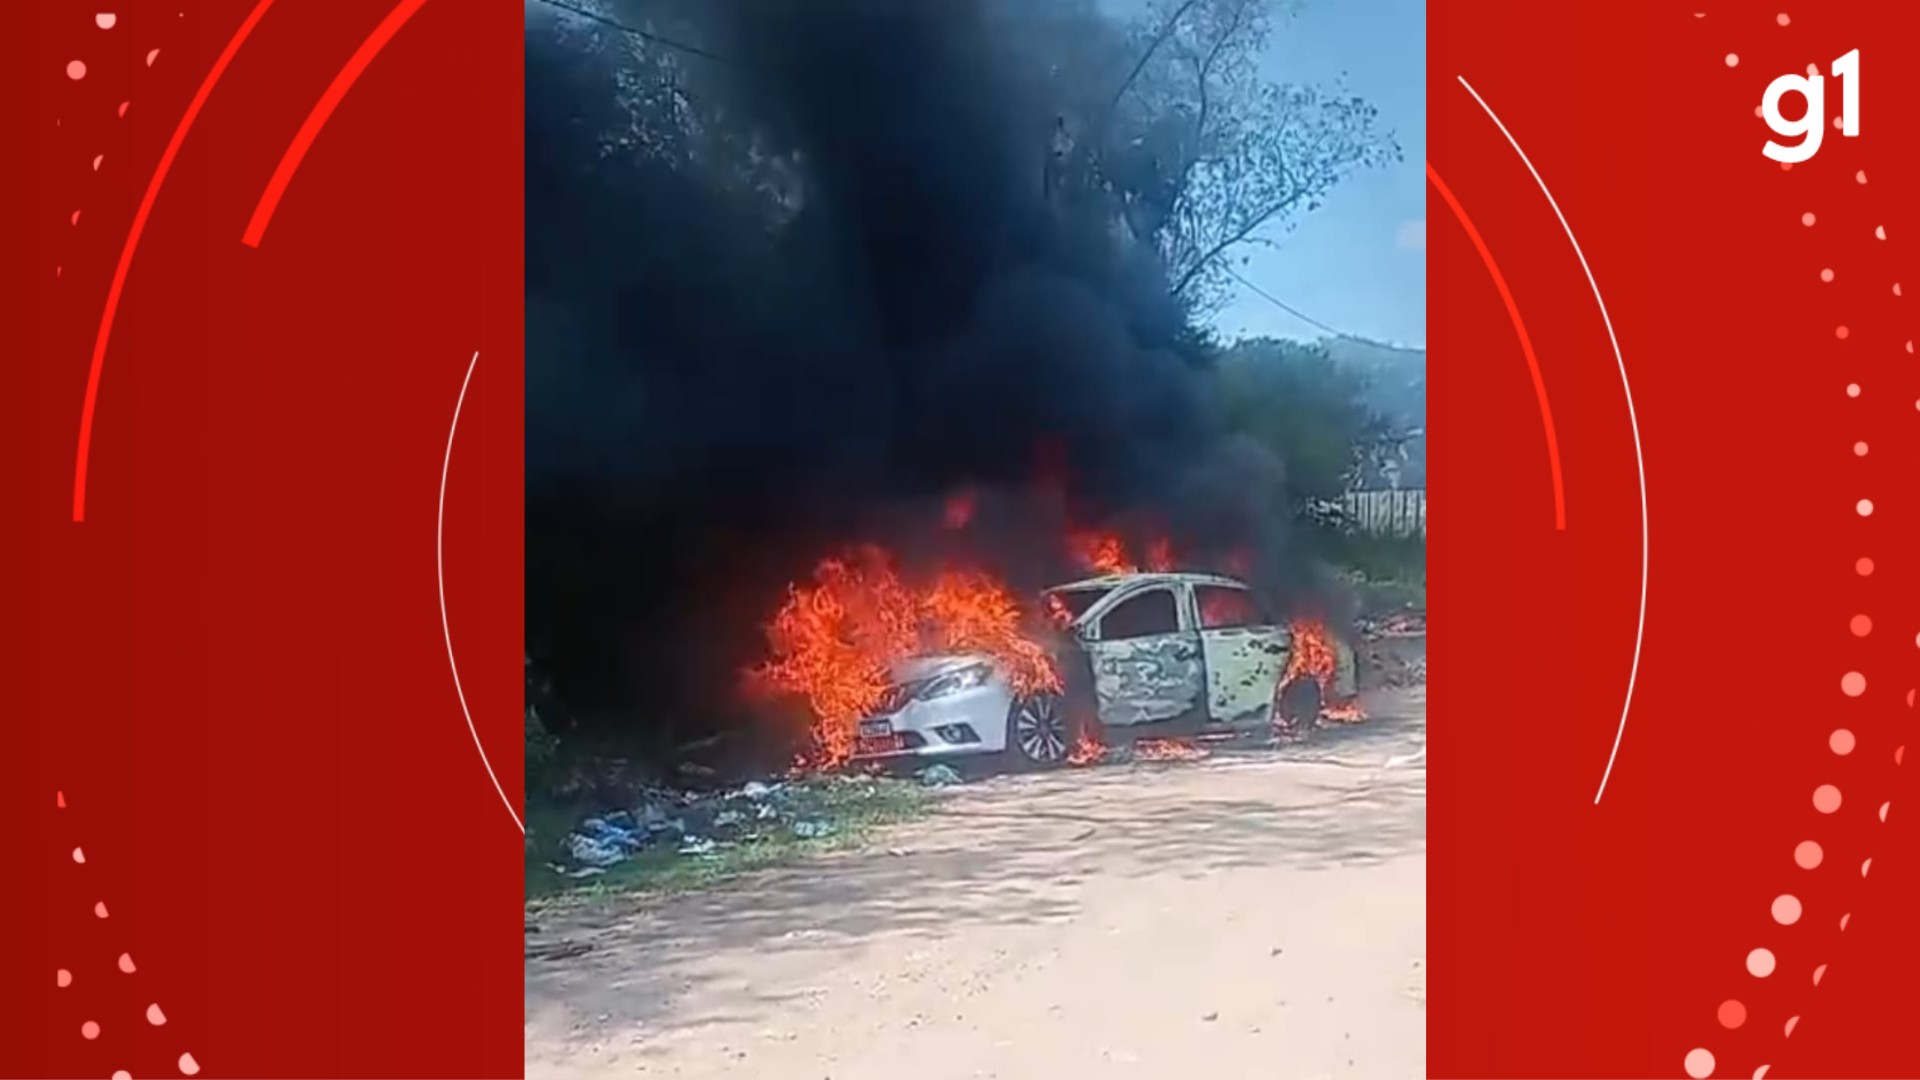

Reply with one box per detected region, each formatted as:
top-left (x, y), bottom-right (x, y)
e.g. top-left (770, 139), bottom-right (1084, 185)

top-left (1095, 0), bottom-right (1400, 309)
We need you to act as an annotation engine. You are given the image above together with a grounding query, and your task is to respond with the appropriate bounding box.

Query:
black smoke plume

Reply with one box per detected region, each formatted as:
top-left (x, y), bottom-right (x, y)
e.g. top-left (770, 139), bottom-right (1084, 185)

top-left (526, 0), bottom-right (1338, 744)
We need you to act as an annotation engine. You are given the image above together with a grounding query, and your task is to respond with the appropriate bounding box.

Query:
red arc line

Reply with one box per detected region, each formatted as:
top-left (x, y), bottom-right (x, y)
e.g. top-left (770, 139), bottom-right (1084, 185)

top-left (1427, 161), bottom-right (1568, 530)
top-left (73, 0), bottom-right (281, 523)
top-left (241, 0), bottom-right (433, 248)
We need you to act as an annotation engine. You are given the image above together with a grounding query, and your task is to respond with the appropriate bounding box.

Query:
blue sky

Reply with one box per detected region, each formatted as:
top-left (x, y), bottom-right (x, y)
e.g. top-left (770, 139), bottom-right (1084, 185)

top-left (1210, 0), bottom-right (1427, 349)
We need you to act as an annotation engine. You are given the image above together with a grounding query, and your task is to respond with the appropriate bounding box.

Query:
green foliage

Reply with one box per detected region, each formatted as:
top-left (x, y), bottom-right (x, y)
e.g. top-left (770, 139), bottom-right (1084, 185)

top-left (1214, 337), bottom-right (1392, 502)
top-left (1327, 531), bottom-right (1426, 613)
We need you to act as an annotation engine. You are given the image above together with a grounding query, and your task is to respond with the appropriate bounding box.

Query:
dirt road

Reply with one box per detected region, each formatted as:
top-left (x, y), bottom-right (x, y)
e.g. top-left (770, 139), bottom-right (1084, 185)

top-left (526, 680), bottom-right (1426, 1080)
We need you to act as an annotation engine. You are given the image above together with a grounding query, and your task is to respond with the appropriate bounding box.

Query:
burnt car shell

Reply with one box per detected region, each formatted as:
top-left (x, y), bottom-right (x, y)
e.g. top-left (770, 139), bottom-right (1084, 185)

top-left (1041, 572), bottom-right (1358, 737)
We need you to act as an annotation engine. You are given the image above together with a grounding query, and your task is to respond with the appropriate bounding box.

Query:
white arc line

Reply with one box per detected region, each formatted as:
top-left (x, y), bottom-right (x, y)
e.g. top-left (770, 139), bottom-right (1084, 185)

top-left (440, 350), bottom-right (524, 834)
top-left (1457, 76), bottom-right (1648, 805)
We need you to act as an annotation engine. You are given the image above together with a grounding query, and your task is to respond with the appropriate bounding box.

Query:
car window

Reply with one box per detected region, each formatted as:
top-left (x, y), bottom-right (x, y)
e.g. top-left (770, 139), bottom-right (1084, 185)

top-left (1195, 585), bottom-right (1268, 629)
top-left (1043, 587), bottom-right (1111, 627)
top-left (1097, 587), bottom-right (1180, 640)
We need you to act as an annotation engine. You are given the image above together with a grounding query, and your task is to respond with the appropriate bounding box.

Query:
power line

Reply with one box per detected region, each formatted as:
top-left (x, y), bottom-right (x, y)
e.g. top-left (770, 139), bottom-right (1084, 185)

top-left (530, 0), bottom-right (734, 65)
top-left (1223, 264), bottom-right (1366, 342)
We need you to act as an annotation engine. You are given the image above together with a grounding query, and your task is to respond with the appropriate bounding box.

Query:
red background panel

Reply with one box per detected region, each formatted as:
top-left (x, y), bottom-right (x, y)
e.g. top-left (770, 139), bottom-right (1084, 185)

top-left (1432, 2), bottom-right (1918, 1077)
top-left (4, 2), bottom-right (522, 1077)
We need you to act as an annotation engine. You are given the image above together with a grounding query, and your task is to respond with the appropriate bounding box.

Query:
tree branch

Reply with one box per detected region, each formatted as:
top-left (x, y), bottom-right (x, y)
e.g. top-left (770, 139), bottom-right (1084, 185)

top-left (1171, 178), bottom-right (1302, 296)
top-left (1164, 0), bottom-right (1253, 229)
top-left (1107, 0), bottom-right (1203, 113)
top-left (1193, 0), bottom-right (1251, 136)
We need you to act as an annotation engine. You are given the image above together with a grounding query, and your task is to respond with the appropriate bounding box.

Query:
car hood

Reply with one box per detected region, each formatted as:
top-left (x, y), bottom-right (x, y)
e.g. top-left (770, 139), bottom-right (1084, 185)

top-left (889, 653), bottom-right (993, 683)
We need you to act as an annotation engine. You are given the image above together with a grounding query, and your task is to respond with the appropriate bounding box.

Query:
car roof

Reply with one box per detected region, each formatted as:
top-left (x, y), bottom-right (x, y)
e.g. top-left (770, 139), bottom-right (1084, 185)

top-left (1045, 570), bottom-right (1249, 592)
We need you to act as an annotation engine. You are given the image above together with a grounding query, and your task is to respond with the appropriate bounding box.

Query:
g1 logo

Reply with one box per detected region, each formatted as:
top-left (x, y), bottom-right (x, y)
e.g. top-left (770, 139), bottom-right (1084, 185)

top-left (1763, 49), bottom-right (1859, 163)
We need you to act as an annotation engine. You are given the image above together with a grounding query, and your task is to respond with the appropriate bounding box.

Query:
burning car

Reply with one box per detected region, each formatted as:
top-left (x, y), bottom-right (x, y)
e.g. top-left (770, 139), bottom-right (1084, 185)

top-left (849, 570), bottom-right (1358, 767)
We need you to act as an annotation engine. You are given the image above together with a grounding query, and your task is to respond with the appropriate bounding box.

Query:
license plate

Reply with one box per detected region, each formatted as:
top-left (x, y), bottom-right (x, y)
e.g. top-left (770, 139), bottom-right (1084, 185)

top-left (857, 734), bottom-right (904, 755)
top-left (858, 719), bottom-right (893, 738)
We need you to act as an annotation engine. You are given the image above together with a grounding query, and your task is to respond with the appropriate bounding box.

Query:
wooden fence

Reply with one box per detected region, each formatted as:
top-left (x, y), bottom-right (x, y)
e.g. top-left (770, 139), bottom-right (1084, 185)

top-left (1340, 489), bottom-right (1426, 538)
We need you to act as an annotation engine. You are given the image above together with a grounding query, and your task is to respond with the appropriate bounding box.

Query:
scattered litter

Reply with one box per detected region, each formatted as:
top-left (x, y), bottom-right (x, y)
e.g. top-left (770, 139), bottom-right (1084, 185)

top-left (1201, 1011), bottom-right (1219, 1022)
top-left (566, 833), bottom-right (630, 868)
top-left (917, 764), bottom-right (964, 787)
top-left (564, 866), bottom-right (608, 879)
top-left (552, 770), bottom-right (924, 875)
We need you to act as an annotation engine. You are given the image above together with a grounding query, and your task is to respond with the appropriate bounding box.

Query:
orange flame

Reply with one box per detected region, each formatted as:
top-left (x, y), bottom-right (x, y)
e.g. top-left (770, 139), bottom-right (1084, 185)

top-left (1067, 531), bottom-right (1182, 576)
top-left (923, 570), bottom-right (1063, 698)
top-left (1068, 530), bottom-right (1135, 575)
top-left (1276, 617), bottom-right (1366, 726)
top-left (1043, 591), bottom-right (1076, 630)
top-left (1322, 700), bottom-right (1366, 724)
top-left (1280, 618), bottom-right (1337, 694)
top-left (753, 547), bottom-right (1060, 767)
top-left (750, 548), bottom-right (918, 766)
top-left (1068, 721), bottom-right (1105, 765)
top-left (1135, 738), bottom-right (1208, 762)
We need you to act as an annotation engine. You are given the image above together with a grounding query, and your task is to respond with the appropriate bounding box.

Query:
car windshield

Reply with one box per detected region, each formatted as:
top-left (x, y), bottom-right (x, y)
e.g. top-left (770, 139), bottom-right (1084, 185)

top-left (1043, 586), bottom-right (1111, 626)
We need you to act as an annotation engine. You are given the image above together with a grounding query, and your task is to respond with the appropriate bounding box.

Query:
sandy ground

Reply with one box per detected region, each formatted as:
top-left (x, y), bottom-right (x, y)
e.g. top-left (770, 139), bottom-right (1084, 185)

top-left (526, 678), bottom-right (1426, 1080)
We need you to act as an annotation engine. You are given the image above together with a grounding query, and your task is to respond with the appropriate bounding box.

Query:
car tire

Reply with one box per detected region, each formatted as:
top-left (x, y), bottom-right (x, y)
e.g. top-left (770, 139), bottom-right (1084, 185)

top-left (1003, 692), bottom-right (1072, 770)
top-left (1275, 677), bottom-right (1324, 738)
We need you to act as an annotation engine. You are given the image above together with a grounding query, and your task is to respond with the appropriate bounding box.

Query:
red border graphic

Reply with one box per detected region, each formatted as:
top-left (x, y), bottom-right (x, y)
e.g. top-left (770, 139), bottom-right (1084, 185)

top-left (242, 0), bottom-right (432, 248)
top-left (7, 3), bottom-right (522, 1076)
top-left (1427, 162), bottom-right (1568, 532)
top-left (1432, 3), bottom-right (1919, 1076)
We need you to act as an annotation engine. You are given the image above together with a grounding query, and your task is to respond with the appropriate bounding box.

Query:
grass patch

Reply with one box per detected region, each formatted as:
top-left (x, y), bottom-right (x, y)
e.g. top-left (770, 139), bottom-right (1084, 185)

top-left (1328, 532), bottom-right (1425, 614)
top-left (525, 776), bottom-right (931, 906)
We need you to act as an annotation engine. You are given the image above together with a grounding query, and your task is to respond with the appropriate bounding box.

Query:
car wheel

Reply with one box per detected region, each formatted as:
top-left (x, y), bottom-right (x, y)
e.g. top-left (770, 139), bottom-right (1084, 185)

top-left (1275, 677), bottom-right (1324, 738)
top-left (1004, 692), bottom-right (1071, 769)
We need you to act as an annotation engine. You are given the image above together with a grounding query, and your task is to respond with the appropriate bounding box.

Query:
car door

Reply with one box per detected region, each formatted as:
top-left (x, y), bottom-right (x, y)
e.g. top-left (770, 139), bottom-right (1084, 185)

top-left (1080, 583), bottom-right (1205, 727)
top-left (1193, 583), bottom-right (1288, 725)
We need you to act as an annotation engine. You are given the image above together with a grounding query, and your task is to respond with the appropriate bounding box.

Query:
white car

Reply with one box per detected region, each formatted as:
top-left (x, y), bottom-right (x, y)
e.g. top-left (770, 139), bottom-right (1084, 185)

top-left (850, 571), bottom-right (1358, 768)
